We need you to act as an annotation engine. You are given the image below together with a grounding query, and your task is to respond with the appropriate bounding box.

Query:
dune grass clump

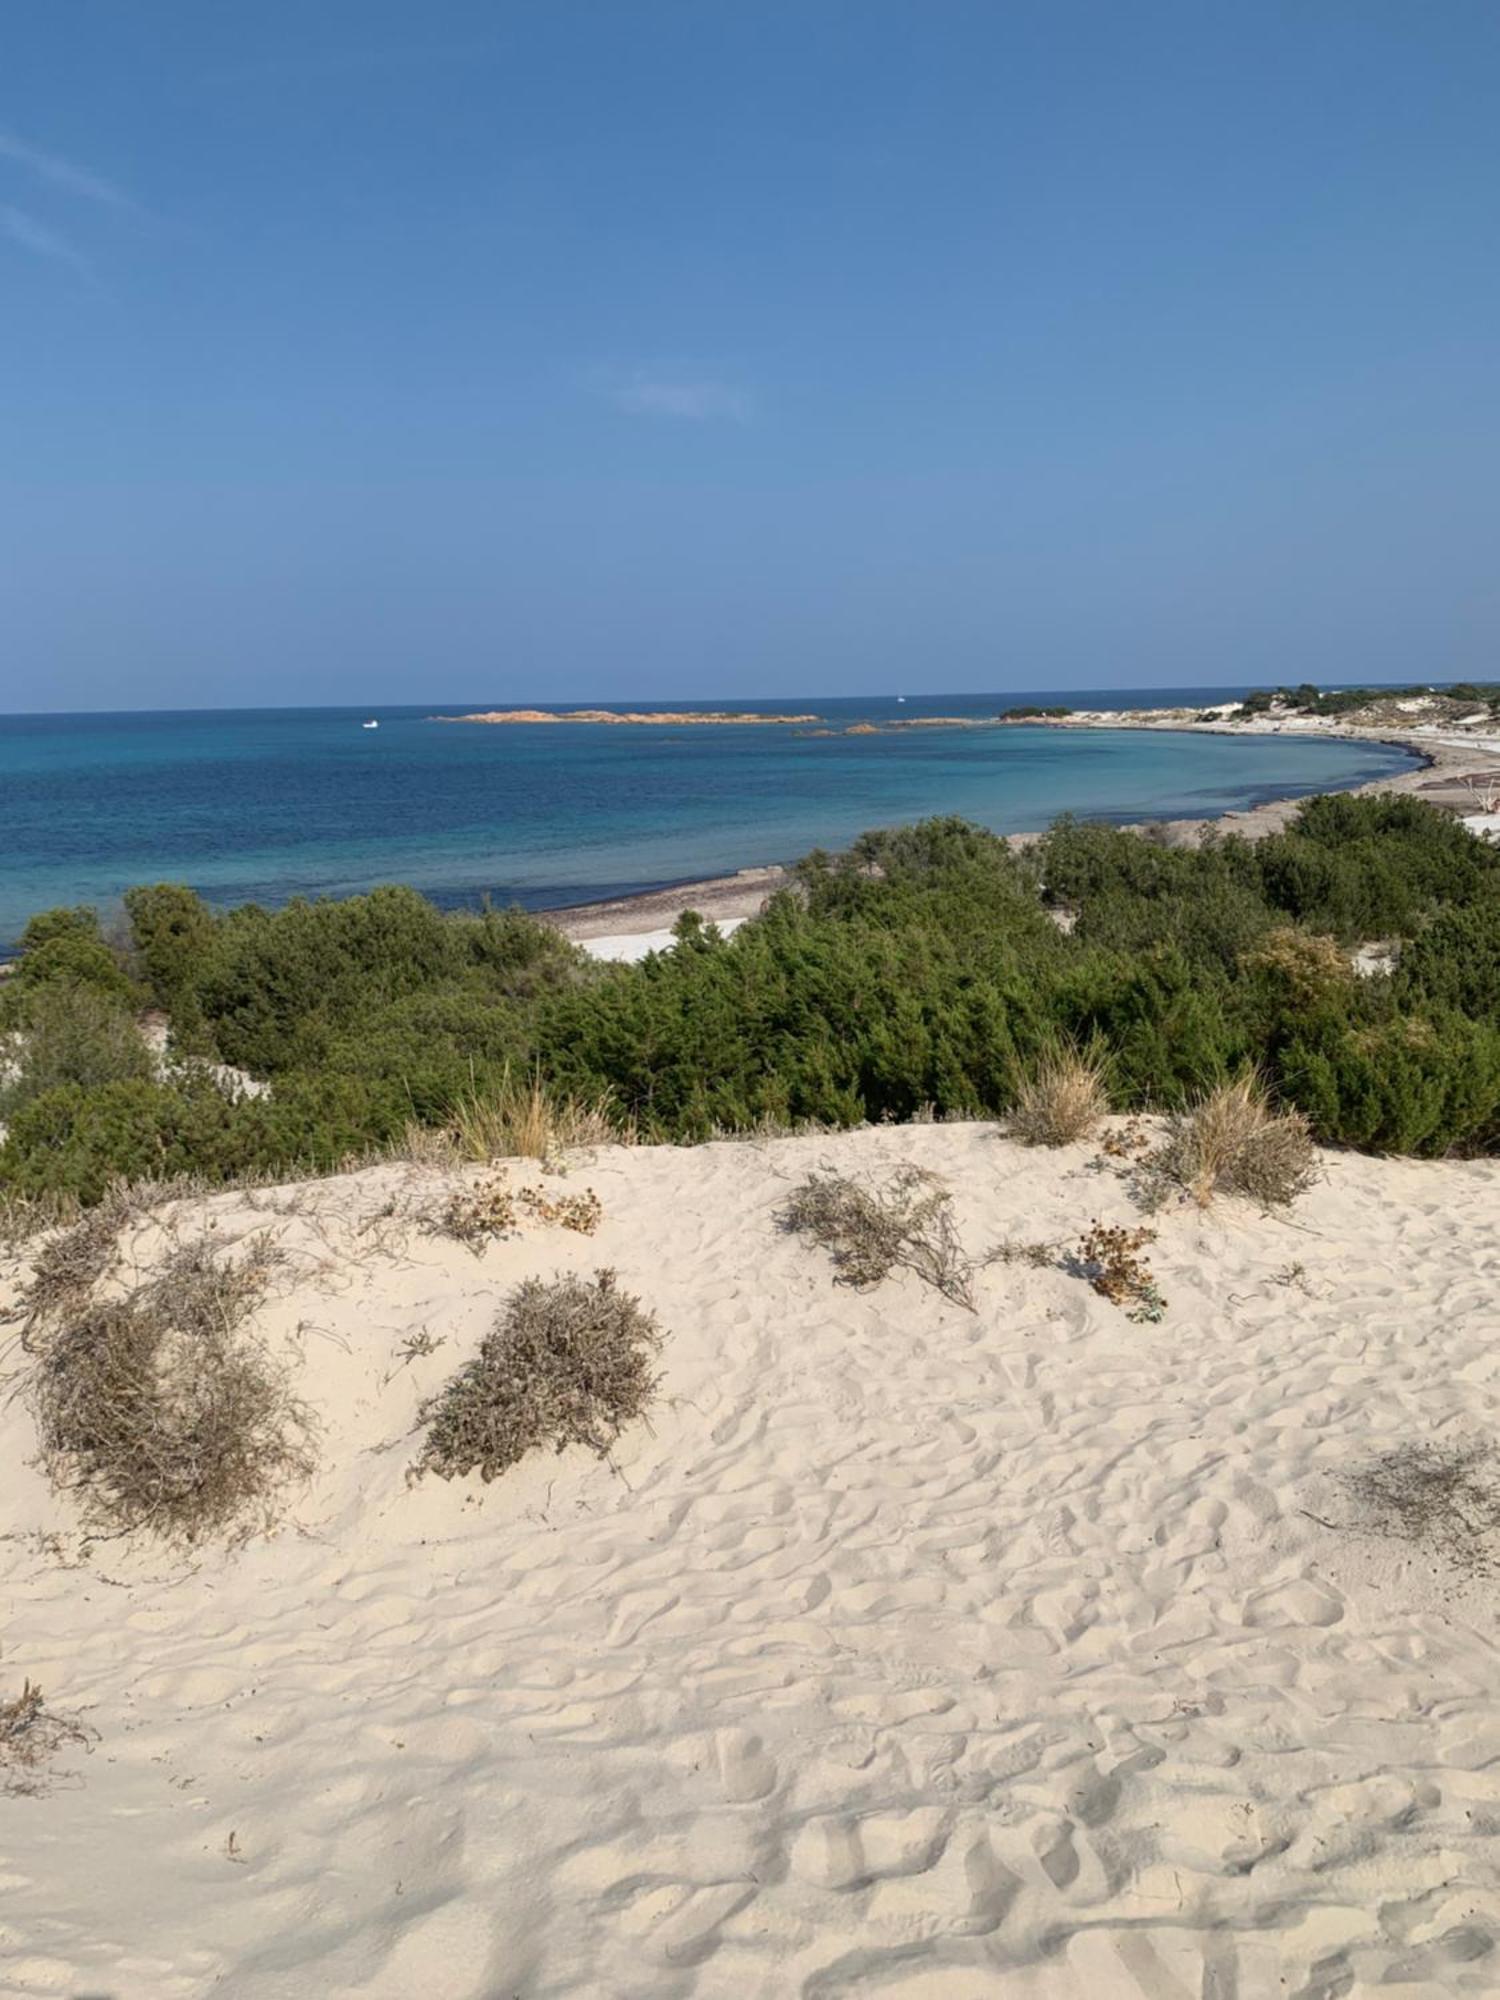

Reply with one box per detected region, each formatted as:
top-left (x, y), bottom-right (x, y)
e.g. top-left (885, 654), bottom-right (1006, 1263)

top-left (1341, 1440), bottom-right (1500, 1576)
top-left (415, 1269), bottom-right (661, 1483)
top-left (0, 1680), bottom-right (93, 1797)
top-left (28, 1237), bottom-right (313, 1543)
top-left (449, 1068), bottom-right (625, 1164)
top-left (1009, 1045), bottom-right (1109, 1147)
top-left (780, 1164), bottom-right (975, 1310)
top-left (1155, 1075), bottom-right (1318, 1209)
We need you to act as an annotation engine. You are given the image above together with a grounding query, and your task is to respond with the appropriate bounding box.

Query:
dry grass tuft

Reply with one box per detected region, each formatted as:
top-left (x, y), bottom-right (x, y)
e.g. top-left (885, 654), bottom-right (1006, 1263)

top-left (1340, 1440), bottom-right (1500, 1575)
top-left (1154, 1075), bottom-right (1318, 1209)
top-left (0, 1680), bottom-right (94, 1796)
top-left (780, 1164), bottom-right (975, 1310)
top-left (449, 1067), bottom-right (626, 1164)
top-left (1010, 1045), bottom-right (1109, 1147)
top-left (28, 1237), bottom-right (314, 1544)
top-left (415, 1269), bottom-right (661, 1483)
top-left (0, 1187), bottom-right (81, 1256)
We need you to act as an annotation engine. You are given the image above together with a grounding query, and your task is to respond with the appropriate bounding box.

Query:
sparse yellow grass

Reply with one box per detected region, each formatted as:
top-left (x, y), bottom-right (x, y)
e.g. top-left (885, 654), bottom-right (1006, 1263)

top-left (1010, 1045), bottom-right (1109, 1147)
top-left (449, 1068), bottom-right (627, 1163)
top-left (1156, 1075), bottom-right (1317, 1209)
top-left (396, 1068), bottom-right (629, 1167)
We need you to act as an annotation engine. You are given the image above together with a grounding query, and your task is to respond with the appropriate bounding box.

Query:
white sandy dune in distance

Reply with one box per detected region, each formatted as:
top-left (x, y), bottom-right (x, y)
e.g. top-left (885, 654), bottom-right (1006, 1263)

top-left (3, 1123), bottom-right (1499, 1997)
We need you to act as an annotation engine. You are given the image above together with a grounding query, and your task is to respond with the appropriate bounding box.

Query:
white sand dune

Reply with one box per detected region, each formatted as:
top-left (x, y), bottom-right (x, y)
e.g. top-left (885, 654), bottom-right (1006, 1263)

top-left (2, 1123), bottom-right (1499, 1996)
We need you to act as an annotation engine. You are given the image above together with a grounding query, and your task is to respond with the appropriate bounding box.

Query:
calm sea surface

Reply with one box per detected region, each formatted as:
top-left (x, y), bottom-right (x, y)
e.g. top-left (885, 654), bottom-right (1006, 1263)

top-left (0, 690), bottom-right (1418, 949)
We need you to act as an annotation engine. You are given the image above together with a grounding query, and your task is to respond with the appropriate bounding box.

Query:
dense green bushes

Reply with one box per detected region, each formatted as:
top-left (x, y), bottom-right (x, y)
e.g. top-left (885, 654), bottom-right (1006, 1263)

top-left (2, 794), bottom-right (1497, 1200)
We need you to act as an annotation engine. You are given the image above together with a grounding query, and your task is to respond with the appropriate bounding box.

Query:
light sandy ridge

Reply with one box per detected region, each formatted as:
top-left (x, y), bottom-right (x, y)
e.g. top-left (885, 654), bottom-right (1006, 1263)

top-left (2, 1124), bottom-right (1498, 1995)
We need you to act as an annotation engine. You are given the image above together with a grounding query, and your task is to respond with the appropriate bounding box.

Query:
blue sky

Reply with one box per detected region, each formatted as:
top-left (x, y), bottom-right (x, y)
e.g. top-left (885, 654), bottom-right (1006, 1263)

top-left (2, 1), bottom-right (1497, 711)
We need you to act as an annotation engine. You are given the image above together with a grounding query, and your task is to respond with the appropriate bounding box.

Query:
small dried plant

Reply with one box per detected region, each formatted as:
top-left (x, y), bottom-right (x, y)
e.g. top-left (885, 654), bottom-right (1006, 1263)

top-left (430, 1172), bottom-right (604, 1252)
top-left (517, 1184), bottom-right (603, 1235)
top-left (1099, 1118), bottom-right (1154, 1161)
top-left (987, 1237), bottom-right (1061, 1270)
top-left (433, 1175), bottom-right (519, 1253)
top-left (448, 1067), bottom-right (626, 1164)
top-left (781, 1164), bottom-right (975, 1310)
top-left (1, 1680), bottom-right (94, 1797)
top-left (1075, 1221), bottom-right (1166, 1323)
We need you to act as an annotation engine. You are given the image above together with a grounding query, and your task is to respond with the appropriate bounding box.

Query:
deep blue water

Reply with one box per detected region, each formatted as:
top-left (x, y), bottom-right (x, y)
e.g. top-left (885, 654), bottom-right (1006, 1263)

top-left (0, 689), bottom-right (1417, 950)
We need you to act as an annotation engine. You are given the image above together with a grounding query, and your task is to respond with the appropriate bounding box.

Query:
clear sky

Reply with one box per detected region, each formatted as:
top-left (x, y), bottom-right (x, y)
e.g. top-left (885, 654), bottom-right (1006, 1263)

top-left (3, 1), bottom-right (1497, 711)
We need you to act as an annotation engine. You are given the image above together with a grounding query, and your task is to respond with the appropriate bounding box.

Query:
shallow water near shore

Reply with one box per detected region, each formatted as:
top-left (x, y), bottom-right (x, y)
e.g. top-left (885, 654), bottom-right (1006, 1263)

top-left (0, 690), bottom-right (1416, 946)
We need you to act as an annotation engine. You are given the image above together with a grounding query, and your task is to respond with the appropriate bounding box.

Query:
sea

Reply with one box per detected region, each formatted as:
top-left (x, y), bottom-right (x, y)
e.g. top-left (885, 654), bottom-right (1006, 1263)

top-left (0, 689), bottom-right (1419, 951)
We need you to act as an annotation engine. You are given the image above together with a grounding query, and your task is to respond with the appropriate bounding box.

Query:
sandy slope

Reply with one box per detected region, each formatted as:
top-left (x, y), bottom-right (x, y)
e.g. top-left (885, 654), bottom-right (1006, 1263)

top-left (2, 1124), bottom-right (1499, 1997)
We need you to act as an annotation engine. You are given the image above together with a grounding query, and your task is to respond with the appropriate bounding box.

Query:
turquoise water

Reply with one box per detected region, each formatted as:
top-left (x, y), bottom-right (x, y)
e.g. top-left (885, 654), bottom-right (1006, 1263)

top-left (0, 691), bottom-right (1416, 949)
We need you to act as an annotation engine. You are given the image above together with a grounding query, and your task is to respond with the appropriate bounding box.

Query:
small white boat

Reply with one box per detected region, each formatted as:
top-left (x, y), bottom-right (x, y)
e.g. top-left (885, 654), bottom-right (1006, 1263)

top-left (362, 719), bottom-right (379, 729)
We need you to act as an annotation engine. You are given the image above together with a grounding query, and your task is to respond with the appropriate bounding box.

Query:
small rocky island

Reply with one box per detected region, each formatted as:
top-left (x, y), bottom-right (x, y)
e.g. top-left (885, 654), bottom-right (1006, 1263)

top-left (431, 708), bottom-right (819, 726)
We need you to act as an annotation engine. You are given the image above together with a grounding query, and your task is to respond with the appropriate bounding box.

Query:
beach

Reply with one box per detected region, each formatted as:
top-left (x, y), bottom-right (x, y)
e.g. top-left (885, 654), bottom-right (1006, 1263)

top-left (4, 1120), bottom-right (1498, 1994)
top-left (552, 708), bottom-right (1500, 957)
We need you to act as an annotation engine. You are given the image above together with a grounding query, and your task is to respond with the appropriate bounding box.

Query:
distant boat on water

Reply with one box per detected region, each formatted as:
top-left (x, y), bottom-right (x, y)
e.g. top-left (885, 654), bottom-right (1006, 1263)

top-left (362, 720), bottom-right (379, 729)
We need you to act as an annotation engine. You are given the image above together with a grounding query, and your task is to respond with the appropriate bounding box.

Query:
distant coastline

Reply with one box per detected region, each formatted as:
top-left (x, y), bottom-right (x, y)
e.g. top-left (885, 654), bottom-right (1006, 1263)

top-left (431, 707), bottom-right (819, 726)
top-left (547, 704), bottom-right (1500, 945)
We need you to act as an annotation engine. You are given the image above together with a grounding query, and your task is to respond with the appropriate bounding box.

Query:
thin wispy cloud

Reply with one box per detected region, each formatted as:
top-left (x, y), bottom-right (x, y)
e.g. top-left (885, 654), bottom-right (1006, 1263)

top-left (0, 204), bottom-right (93, 280)
top-left (599, 367), bottom-right (753, 424)
top-left (0, 129), bottom-right (134, 212)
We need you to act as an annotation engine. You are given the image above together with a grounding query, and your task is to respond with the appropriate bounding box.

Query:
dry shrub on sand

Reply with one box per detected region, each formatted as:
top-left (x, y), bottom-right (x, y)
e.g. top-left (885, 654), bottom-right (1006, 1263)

top-left (1341, 1440), bottom-right (1500, 1576)
top-left (0, 1680), bottom-right (94, 1797)
top-left (28, 1237), bottom-right (314, 1543)
top-left (1155, 1076), bottom-right (1317, 1209)
top-left (415, 1269), bottom-right (661, 1483)
top-left (1010, 1045), bottom-right (1109, 1147)
top-left (19, 1183), bottom-right (145, 1340)
top-left (781, 1164), bottom-right (975, 1310)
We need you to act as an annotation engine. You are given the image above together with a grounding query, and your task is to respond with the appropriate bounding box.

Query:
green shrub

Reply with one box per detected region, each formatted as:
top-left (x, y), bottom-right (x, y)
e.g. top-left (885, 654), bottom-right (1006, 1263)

top-left (0, 983), bottom-right (153, 1119)
top-left (1279, 1013), bottom-right (1500, 1155)
top-left (125, 883), bottom-right (218, 1042)
top-left (13, 907), bottom-right (137, 1004)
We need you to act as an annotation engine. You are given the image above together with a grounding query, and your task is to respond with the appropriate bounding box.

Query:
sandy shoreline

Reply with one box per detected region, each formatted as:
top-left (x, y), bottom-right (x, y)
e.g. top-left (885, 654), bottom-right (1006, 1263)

top-left (547, 716), bottom-right (1500, 948)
